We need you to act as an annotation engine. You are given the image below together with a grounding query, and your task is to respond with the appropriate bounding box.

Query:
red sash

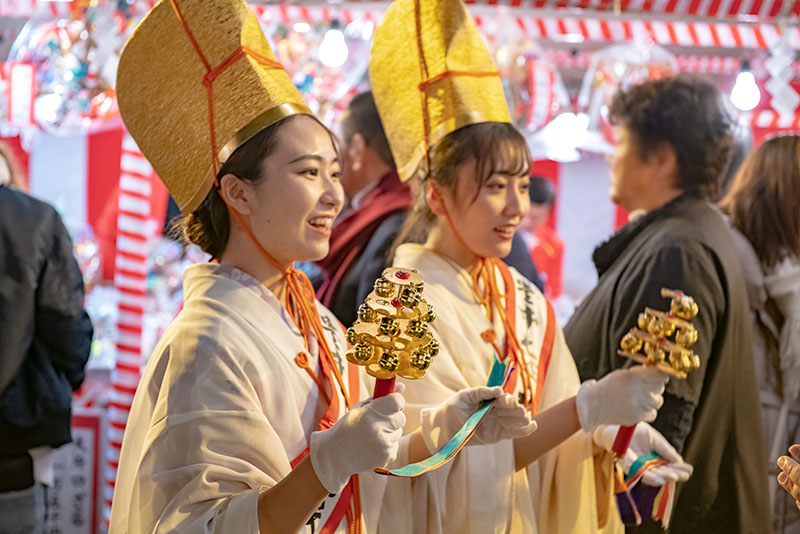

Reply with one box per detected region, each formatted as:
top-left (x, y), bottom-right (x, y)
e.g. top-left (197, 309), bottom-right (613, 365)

top-left (291, 333), bottom-right (363, 533)
top-left (494, 261), bottom-right (556, 415)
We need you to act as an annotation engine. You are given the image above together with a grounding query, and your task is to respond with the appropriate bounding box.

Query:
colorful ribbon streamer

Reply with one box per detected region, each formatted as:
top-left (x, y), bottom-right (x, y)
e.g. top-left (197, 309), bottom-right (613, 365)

top-left (615, 451), bottom-right (676, 527)
top-left (375, 354), bottom-right (513, 478)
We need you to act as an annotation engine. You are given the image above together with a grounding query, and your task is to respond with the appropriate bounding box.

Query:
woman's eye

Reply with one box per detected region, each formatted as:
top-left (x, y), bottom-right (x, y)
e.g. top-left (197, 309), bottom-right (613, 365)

top-left (332, 170), bottom-right (342, 180)
top-left (487, 182), bottom-right (505, 190)
top-left (302, 168), bottom-right (319, 177)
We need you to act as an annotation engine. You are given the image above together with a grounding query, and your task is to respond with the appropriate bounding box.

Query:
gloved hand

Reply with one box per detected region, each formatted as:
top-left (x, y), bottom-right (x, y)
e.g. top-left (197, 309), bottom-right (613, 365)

top-left (594, 422), bottom-right (693, 486)
top-left (576, 365), bottom-right (668, 432)
top-left (310, 386), bottom-right (406, 493)
top-left (420, 386), bottom-right (538, 453)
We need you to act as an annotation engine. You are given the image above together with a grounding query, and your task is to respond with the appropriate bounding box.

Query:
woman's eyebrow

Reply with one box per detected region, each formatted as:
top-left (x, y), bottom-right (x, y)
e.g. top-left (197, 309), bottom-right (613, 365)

top-left (288, 154), bottom-right (339, 165)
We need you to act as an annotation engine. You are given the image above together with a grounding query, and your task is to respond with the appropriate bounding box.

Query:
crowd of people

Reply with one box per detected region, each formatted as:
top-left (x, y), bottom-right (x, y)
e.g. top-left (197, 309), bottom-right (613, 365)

top-left (1, 0), bottom-right (799, 533)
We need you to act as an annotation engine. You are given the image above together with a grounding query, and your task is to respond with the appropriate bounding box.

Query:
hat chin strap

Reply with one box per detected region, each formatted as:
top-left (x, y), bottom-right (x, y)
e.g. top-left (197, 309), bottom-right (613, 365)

top-left (439, 196), bottom-right (535, 412)
top-left (217, 185), bottom-right (353, 409)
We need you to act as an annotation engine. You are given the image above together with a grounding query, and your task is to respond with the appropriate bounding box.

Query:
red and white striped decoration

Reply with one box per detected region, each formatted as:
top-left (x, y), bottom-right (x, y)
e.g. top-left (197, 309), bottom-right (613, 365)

top-left (104, 132), bottom-right (155, 524)
top-left (1, 2), bottom-right (796, 52)
top-left (463, 0), bottom-right (799, 22)
top-left (510, 16), bottom-right (797, 49)
top-left (547, 50), bottom-right (800, 77)
top-left (750, 109), bottom-right (800, 128)
top-left (1, 0), bottom-right (795, 22)
top-left (527, 59), bottom-right (561, 130)
top-left (250, 4), bottom-right (800, 51)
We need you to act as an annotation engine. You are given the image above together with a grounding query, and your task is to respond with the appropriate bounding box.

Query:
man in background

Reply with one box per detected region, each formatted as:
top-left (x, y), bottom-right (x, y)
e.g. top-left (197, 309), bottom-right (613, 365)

top-left (317, 91), bottom-right (544, 326)
top-left (519, 176), bottom-right (564, 299)
top-left (315, 91), bottom-right (414, 326)
top-left (0, 145), bottom-right (93, 533)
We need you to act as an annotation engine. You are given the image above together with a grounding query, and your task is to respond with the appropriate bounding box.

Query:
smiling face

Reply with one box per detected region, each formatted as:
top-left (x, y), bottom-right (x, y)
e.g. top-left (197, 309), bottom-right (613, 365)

top-left (441, 159), bottom-right (531, 260)
top-left (242, 115), bottom-right (344, 266)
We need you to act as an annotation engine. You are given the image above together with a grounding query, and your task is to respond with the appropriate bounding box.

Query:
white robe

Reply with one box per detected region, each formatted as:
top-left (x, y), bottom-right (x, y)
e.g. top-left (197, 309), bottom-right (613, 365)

top-left (384, 244), bottom-right (621, 534)
top-left (109, 263), bottom-right (385, 534)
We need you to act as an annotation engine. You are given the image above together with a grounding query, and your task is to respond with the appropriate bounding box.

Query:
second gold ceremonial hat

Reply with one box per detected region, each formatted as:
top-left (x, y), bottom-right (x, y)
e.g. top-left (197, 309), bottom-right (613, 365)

top-left (117, 0), bottom-right (312, 213)
top-left (369, 0), bottom-right (512, 182)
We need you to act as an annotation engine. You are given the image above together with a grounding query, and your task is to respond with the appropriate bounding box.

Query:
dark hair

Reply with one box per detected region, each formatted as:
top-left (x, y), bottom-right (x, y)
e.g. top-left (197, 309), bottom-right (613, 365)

top-left (719, 135), bottom-right (800, 269)
top-left (609, 74), bottom-right (734, 200)
top-left (391, 122), bottom-right (531, 254)
top-left (341, 92), bottom-right (396, 169)
top-left (180, 114), bottom-right (338, 259)
top-left (528, 176), bottom-right (555, 205)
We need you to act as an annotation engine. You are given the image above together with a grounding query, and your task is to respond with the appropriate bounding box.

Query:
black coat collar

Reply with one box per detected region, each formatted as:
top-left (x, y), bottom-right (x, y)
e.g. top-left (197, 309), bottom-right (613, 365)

top-left (592, 194), bottom-right (699, 276)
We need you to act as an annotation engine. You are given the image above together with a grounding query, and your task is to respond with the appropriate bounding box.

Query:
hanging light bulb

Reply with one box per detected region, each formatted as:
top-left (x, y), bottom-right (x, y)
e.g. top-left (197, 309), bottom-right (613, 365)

top-left (730, 59), bottom-right (761, 111)
top-left (319, 20), bottom-right (348, 69)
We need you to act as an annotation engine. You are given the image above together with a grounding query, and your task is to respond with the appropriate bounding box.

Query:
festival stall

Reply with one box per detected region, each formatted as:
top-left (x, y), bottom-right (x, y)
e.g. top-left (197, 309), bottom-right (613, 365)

top-left (0, 0), bottom-right (796, 531)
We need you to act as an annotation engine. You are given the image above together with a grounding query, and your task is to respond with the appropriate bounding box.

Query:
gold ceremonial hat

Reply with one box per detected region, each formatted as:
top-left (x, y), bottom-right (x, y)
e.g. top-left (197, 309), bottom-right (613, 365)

top-left (117, 0), bottom-right (312, 213)
top-left (369, 0), bottom-right (512, 182)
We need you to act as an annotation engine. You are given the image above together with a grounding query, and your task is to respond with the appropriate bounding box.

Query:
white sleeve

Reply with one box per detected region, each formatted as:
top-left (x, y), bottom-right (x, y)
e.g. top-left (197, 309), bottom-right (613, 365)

top-left (114, 339), bottom-right (291, 534)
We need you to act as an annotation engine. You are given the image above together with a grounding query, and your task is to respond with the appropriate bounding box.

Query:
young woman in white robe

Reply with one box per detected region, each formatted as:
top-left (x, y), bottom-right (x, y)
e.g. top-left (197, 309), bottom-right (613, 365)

top-left (109, 84), bottom-right (539, 534)
top-left (381, 123), bottom-right (694, 534)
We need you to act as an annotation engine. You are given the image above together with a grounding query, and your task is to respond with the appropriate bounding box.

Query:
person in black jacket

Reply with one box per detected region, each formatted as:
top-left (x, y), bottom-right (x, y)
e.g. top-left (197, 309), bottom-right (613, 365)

top-left (0, 160), bottom-right (93, 533)
top-left (563, 75), bottom-right (769, 533)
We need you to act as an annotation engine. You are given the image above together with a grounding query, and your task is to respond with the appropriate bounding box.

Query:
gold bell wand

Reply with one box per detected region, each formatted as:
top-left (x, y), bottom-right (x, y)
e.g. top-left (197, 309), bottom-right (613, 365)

top-left (613, 288), bottom-right (700, 456)
top-left (346, 267), bottom-right (438, 398)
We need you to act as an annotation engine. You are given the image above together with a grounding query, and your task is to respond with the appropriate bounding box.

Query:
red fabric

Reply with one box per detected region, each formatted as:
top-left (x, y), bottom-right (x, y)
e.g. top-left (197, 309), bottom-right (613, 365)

top-left (614, 204), bottom-right (629, 230)
top-left (0, 135), bottom-right (30, 190)
top-left (533, 300), bottom-right (556, 414)
top-left (88, 128), bottom-right (169, 281)
top-left (529, 224), bottom-right (565, 299)
top-left (88, 128), bottom-right (124, 281)
top-left (316, 171), bottom-right (412, 305)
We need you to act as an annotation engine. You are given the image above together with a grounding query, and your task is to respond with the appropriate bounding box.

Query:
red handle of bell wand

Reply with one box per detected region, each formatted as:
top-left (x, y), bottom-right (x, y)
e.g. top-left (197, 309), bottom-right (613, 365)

top-left (373, 377), bottom-right (396, 398)
top-left (612, 424), bottom-right (636, 456)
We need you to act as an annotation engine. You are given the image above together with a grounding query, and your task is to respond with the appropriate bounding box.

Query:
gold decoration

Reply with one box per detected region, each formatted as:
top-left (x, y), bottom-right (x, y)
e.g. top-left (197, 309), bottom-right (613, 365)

top-left (116, 0), bottom-right (312, 213)
top-left (346, 267), bottom-right (439, 380)
top-left (369, 0), bottom-right (512, 182)
top-left (618, 288), bottom-right (701, 378)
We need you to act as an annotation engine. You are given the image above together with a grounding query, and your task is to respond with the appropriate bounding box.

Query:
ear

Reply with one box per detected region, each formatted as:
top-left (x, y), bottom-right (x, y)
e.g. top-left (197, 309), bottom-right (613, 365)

top-left (348, 133), bottom-right (366, 171)
top-left (426, 180), bottom-right (447, 216)
top-left (651, 142), bottom-right (679, 188)
top-left (218, 173), bottom-right (254, 216)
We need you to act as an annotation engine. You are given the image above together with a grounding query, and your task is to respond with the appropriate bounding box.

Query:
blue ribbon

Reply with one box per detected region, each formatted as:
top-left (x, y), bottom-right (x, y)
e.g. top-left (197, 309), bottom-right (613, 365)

top-left (377, 354), bottom-right (511, 478)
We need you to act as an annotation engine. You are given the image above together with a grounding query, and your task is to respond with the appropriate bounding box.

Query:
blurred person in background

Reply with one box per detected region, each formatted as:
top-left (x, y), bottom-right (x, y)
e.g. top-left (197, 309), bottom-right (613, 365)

top-left (315, 91), bottom-right (413, 326)
top-left (720, 134), bottom-right (800, 533)
top-left (564, 74), bottom-right (769, 533)
top-left (518, 176), bottom-right (564, 300)
top-left (316, 91), bottom-right (543, 326)
top-left (0, 143), bottom-right (93, 534)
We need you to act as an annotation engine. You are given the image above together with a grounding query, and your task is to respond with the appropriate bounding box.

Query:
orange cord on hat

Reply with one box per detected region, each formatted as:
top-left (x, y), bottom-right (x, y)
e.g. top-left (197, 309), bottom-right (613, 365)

top-left (412, 0), bottom-right (500, 174)
top-left (169, 2), bottom-right (361, 530)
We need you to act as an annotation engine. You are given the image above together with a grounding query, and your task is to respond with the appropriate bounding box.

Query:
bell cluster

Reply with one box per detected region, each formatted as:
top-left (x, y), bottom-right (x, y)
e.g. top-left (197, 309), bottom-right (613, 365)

top-left (618, 289), bottom-right (701, 377)
top-left (345, 268), bottom-right (439, 380)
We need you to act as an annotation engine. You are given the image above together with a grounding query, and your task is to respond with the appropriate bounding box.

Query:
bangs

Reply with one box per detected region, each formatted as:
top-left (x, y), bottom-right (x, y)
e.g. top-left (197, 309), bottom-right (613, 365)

top-left (472, 123), bottom-right (531, 192)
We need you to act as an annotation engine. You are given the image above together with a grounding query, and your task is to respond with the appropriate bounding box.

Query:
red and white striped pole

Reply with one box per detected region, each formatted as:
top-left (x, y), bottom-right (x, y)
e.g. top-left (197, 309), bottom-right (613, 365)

top-left (104, 132), bottom-right (156, 525)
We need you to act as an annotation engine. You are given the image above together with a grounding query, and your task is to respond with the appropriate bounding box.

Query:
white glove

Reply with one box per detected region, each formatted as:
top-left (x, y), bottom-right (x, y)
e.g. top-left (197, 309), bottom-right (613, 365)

top-left (576, 366), bottom-right (668, 432)
top-left (420, 386), bottom-right (538, 453)
top-left (310, 388), bottom-right (406, 493)
top-left (594, 423), bottom-right (693, 486)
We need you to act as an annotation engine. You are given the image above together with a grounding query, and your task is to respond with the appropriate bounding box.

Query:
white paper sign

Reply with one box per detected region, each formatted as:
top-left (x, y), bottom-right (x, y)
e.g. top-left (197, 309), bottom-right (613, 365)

top-left (8, 62), bottom-right (35, 128)
top-left (45, 412), bottom-right (101, 534)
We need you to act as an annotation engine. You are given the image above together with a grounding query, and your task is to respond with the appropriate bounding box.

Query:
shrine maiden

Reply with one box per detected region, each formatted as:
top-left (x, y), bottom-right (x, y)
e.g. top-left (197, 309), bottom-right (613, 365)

top-left (369, 1), bottom-right (693, 532)
top-left (109, 1), bottom-right (535, 533)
